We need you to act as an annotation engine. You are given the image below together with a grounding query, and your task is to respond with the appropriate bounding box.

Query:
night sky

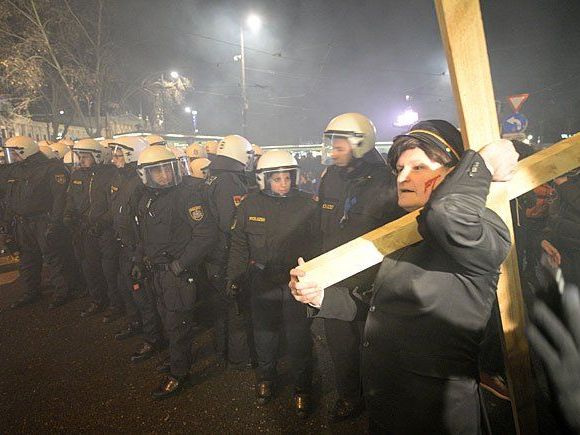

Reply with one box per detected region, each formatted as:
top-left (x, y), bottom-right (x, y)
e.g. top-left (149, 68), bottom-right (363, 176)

top-left (109, 0), bottom-right (580, 145)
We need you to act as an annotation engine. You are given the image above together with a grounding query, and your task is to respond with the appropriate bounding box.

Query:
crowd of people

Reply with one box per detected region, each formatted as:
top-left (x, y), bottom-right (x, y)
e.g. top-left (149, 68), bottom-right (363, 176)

top-left (0, 113), bottom-right (578, 433)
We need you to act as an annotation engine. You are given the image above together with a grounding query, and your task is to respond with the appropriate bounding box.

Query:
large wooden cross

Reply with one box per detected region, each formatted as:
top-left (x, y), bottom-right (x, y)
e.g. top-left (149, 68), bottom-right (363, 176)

top-left (298, 1), bottom-right (580, 433)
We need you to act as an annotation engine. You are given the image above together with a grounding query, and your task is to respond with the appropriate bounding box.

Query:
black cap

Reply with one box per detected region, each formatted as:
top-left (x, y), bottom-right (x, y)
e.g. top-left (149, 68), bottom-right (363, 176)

top-left (392, 119), bottom-right (465, 165)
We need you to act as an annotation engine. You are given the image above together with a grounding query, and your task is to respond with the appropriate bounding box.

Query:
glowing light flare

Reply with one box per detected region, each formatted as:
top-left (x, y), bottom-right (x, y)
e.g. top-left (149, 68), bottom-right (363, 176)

top-left (246, 14), bottom-right (262, 33)
top-left (393, 108), bottom-right (419, 128)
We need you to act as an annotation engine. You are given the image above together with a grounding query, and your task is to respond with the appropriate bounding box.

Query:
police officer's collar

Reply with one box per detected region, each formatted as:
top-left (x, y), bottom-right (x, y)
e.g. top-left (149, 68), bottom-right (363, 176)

top-left (209, 155), bottom-right (246, 173)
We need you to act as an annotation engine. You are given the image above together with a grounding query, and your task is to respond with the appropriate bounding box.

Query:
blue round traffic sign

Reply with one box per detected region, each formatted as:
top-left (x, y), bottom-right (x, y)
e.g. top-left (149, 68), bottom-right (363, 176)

top-left (502, 112), bottom-right (528, 134)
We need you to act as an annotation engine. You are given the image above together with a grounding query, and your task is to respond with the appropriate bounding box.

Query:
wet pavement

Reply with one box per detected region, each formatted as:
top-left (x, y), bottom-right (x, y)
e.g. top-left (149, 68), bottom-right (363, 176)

top-left (0, 268), bottom-right (523, 433)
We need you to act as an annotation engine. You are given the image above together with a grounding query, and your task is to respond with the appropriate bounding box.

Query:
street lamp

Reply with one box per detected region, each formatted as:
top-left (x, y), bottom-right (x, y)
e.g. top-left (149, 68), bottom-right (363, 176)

top-left (170, 71), bottom-right (179, 79)
top-left (184, 106), bottom-right (192, 113)
top-left (239, 13), bottom-right (262, 136)
top-left (393, 108), bottom-right (419, 128)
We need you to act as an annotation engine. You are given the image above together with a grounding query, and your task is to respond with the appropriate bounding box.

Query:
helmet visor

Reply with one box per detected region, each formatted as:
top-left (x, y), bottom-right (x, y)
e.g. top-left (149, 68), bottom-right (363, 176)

top-left (111, 145), bottom-right (128, 167)
top-left (178, 156), bottom-right (191, 176)
top-left (74, 151), bottom-right (96, 168)
top-left (4, 148), bottom-right (23, 164)
top-left (321, 133), bottom-right (352, 166)
top-left (140, 160), bottom-right (182, 188)
top-left (259, 168), bottom-right (300, 197)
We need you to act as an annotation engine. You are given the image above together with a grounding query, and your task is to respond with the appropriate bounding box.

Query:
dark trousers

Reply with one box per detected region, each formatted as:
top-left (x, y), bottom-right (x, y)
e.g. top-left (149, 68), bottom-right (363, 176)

top-left (15, 218), bottom-right (69, 299)
top-left (117, 246), bottom-right (141, 323)
top-left (49, 225), bottom-right (85, 293)
top-left (324, 318), bottom-right (364, 400)
top-left (81, 228), bottom-right (120, 307)
top-left (207, 263), bottom-right (250, 365)
top-left (151, 270), bottom-right (197, 377)
top-left (251, 277), bottom-right (313, 391)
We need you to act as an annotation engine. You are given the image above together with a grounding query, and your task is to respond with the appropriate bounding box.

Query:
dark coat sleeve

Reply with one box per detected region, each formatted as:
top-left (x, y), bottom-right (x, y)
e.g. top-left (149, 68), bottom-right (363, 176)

top-left (226, 199), bottom-right (250, 283)
top-left (419, 150), bottom-right (511, 275)
top-left (178, 189), bottom-right (218, 268)
top-left (48, 164), bottom-right (69, 224)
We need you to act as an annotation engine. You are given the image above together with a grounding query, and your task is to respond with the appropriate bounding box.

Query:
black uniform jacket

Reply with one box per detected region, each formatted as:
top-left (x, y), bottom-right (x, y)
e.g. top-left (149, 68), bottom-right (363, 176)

top-left (315, 151), bottom-right (511, 433)
top-left (318, 149), bottom-right (403, 292)
top-left (203, 155), bottom-right (248, 266)
top-left (4, 152), bottom-right (69, 224)
top-left (137, 183), bottom-right (217, 268)
top-left (226, 189), bottom-right (319, 284)
top-left (109, 164), bottom-right (144, 251)
top-left (64, 164), bottom-right (117, 228)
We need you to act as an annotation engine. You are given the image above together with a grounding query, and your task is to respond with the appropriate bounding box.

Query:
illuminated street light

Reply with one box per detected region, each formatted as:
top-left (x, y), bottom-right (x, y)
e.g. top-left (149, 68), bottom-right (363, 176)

top-left (247, 14), bottom-right (262, 34)
top-left (393, 108), bottom-right (419, 128)
top-left (240, 13), bottom-right (262, 135)
top-left (170, 71), bottom-right (179, 79)
top-left (184, 106), bottom-right (192, 113)
top-left (59, 109), bottom-right (65, 115)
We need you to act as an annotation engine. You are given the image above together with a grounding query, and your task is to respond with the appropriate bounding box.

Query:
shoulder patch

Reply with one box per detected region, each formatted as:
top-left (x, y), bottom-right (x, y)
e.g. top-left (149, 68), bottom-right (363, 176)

top-left (233, 195), bottom-right (245, 207)
top-left (321, 203), bottom-right (335, 210)
top-left (206, 176), bottom-right (217, 186)
top-left (188, 205), bottom-right (204, 221)
top-left (111, 185), bottom-right (119, 193)
top-left (248, 216), bottom-right (266, 223)
top-left (54, 173), bottom-right (66, 184)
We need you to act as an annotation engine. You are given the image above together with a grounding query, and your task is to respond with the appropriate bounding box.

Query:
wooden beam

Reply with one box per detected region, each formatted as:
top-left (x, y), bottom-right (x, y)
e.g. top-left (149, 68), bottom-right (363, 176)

top-left (434, 0), bottom-right (535, 432)
top-left (299, 136), bottom-right (580, 290)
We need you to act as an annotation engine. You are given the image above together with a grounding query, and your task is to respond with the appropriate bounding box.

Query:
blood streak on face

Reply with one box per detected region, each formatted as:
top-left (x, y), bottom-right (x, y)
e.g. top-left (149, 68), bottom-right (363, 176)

top-left (423, 175), bottom-right (441, 193)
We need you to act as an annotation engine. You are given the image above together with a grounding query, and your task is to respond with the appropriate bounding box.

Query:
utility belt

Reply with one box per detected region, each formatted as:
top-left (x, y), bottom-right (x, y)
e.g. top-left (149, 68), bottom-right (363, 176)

top-left (145, 262), bottom-right (172, 272)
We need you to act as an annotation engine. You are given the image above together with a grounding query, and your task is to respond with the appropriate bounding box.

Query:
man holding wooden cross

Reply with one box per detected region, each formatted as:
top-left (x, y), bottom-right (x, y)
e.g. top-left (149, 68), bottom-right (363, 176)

top-left (291, 120), bottom-right (518, 433)
top-left (290, 1), bottom-right (580, 433)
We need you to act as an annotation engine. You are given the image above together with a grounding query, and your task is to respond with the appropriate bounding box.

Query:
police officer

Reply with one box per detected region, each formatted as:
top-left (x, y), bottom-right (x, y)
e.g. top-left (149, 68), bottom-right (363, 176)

top-left (204, 140), bottom-right (219, 162)
top-left (317, 113), bottom-right (403, 422)
top-left (1, 136), bottom-right (71, 308)
top-left (204, 134), bottom-right (253, 369)
top-left (227, 150), bottom-right (318, 417)
top-left (185, 142), bottom-right (208, 161)
top-left (107, 137), bottom-right (163, 347)
top-left (50, 138), bottom-right (74, 160)
top-left (145, 134), bottom-right (167, 147)
top-left (189, 158), bottom-right (211, 185)
top-left (69, 139), bottom-right (122, 321)
top-left (133, 146), bottom-right (217, 398)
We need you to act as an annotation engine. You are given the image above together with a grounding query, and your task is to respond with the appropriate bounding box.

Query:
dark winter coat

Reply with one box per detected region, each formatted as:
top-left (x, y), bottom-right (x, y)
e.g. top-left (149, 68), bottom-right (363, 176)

top-left (314, 151), bottom-right (511, 434)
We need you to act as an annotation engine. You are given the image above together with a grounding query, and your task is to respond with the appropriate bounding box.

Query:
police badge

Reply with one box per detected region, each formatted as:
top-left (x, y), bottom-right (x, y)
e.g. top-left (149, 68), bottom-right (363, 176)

top-left (188, 205), bottom-right (204, 221)
top-left (54, 174), bottom-right (66, 184)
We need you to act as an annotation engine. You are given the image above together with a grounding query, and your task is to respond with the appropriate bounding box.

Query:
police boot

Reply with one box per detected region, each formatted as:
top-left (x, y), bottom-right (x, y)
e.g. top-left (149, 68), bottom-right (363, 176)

top-left (80, 302), bottom-right (103, 318)
top-left (114, 321), bottom-right (142, 340)
top-left (151, 375), bottom-right (188, 400)
top-left (256, 381), bottom-right (275, 405)
top-left (10, 294), bottom-right (38, 309)
top-left (156, 358), bottom-right (171, 374)
top-left (293, 390), bottom-right (313, 419)
top-left (329, 398), bottom-right (364, 423)
top-left (130, 341), bottom-right (161, 363)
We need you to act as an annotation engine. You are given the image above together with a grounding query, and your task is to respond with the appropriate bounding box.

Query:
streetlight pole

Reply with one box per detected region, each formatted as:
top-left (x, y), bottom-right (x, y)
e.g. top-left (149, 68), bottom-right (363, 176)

top-left (240, 24), bottom-right (248, 137)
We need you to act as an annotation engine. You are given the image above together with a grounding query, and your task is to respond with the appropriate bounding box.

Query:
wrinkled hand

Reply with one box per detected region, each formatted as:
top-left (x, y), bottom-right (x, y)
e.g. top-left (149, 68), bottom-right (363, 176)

top-left (224, 280), bottom-right (240, 299)
top-left (527, 284), bottom-right (580, 432)
top-left (479, 139), bottom-right (519, 182)
top-left (541, 239), bottom-right (561, 267)
top-left (130, 263), bottom-right (144, 280)
top-left (169, 259), bottom-right (185, 277)
top-left (289, 257), bottom-right (324, 308)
